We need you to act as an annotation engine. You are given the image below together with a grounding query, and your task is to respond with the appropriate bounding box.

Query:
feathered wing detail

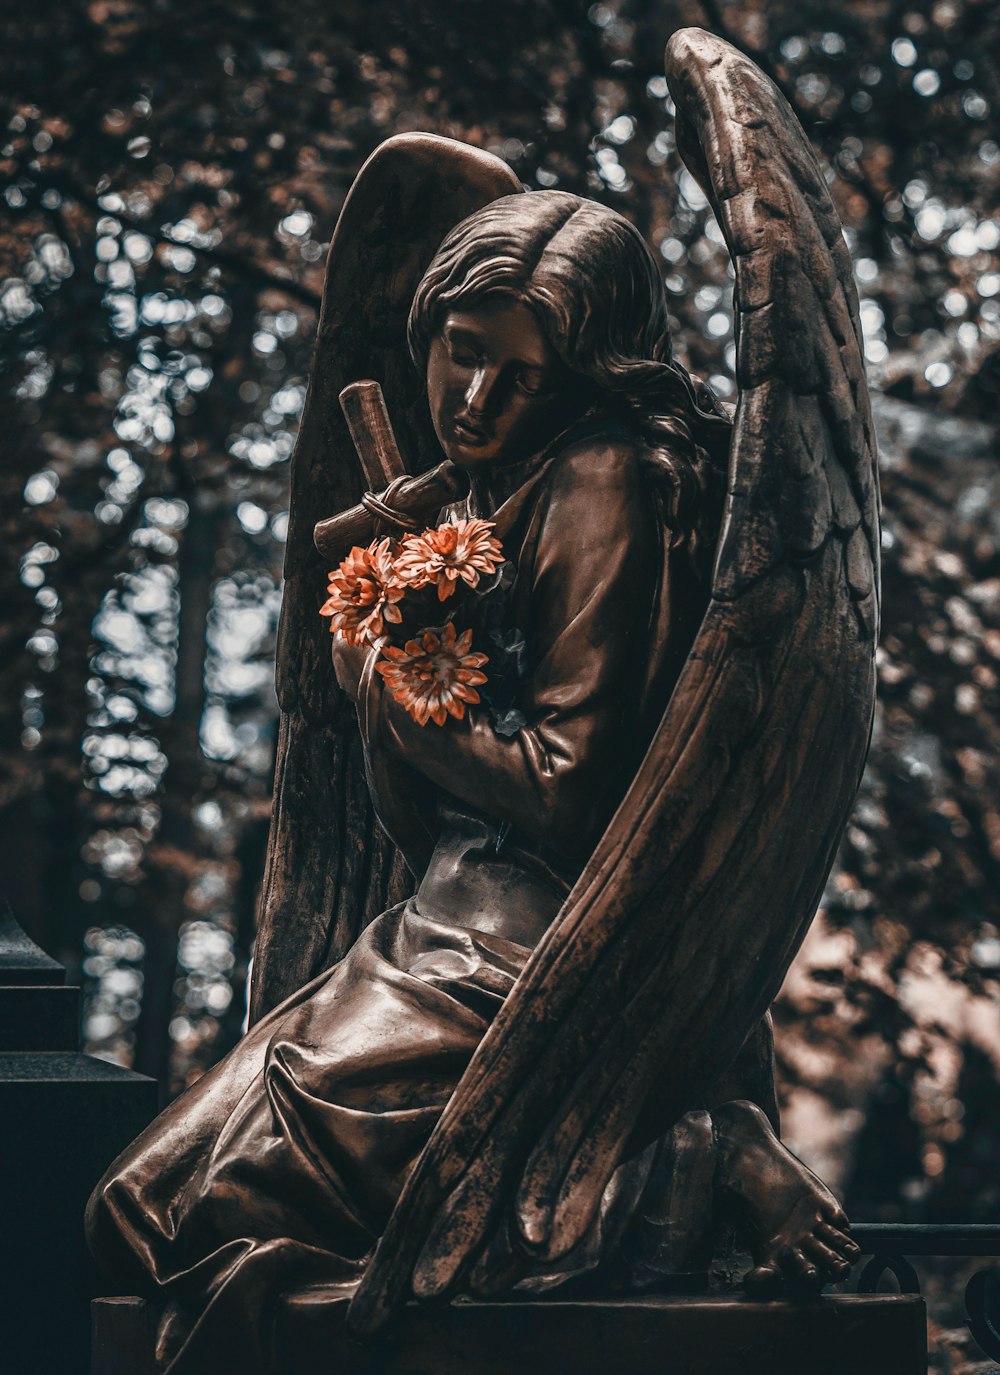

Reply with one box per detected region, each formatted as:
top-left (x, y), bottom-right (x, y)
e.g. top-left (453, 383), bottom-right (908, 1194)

top-left (348, 28), bottom-right (879, 1335)
top-left (249, 136), bottom-right (521, 1023)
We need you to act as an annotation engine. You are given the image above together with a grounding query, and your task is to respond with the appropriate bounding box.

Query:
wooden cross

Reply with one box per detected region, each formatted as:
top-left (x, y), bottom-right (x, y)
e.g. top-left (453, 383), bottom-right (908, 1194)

top-left (313, 381), bottom-right (468, 562)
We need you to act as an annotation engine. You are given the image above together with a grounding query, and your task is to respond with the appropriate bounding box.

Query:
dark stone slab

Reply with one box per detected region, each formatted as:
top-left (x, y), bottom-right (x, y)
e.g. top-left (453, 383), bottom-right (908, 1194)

top-left (2, 907), bottom-right (158, 1375)
top-left (281, 1290), bottom-right (928, 1375)
top-left (91, 1290), bottom-right (928, 1375)
top-left (3, 1051), bottom-right (157, 1375)
top-left (0, 1048), bottom-right (153, 1083)
top-left (0, 983), bottom-right (80, 1050)
top-left (92, 1296), bottom-right (157, 1375)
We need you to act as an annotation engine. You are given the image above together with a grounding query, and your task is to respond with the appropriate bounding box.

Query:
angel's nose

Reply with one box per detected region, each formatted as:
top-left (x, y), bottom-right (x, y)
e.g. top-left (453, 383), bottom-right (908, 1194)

top-left (464, 367), bottom-right (500, 417)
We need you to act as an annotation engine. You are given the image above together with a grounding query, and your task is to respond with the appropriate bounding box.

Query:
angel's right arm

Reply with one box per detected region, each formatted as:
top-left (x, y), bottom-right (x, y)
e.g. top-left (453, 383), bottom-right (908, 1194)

top-left (357, 647), bottom-right (441, 878)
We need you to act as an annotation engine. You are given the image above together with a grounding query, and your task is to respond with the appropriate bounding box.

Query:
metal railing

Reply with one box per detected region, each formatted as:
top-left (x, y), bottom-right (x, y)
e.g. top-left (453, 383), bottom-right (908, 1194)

top-left (852, 1223), bottom-right (1000, 1362)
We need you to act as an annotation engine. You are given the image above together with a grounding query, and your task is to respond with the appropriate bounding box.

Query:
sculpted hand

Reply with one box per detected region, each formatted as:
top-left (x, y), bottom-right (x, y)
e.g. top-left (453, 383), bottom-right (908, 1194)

top-left (331, 638), bottom-right (370, 703)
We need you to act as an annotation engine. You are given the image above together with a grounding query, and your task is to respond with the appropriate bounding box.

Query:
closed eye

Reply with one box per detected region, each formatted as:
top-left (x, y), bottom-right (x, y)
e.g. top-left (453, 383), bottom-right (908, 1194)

top-left (447, 343), bottom-right (480, 367)
top-left (514, 369), bottom-right (545, 396)
top-left (443, 326), bottom-right (484, 369)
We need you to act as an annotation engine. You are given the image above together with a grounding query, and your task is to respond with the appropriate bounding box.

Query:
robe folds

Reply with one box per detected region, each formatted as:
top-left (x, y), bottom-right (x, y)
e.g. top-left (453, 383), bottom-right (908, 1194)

top-left (86, 421), bottom-right (776, 1373)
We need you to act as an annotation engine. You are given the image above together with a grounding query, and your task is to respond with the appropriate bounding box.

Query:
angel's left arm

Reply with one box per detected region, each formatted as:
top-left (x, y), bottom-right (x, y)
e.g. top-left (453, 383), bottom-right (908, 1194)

top-left (358, 438), bottom-right (665, 863)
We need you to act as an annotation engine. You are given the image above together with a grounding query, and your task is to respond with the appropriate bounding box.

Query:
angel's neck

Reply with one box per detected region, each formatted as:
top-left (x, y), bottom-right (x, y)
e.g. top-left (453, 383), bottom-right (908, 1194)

top-left (466, 454), bottom-right (546, 517)
top-left (465, 411), bottom-right (602, 517)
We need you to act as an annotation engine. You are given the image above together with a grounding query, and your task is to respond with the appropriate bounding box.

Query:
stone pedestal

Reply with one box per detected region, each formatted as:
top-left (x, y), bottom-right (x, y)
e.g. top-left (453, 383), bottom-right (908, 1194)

top-left (1, 905), bottom-right (157, 1375)
top-left (92, 1289), bottom-right (927, 1375)
top-left (281, 1289), bottom-right (928, 1375)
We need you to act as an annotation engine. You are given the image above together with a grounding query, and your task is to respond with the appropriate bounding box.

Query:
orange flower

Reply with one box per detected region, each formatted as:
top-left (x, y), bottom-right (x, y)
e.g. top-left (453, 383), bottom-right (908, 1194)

top-left (395, 518), bottom-right (503, 602)
top-left (376, 622), bottom-right (489, 727)
top-left (320, 538), bottom-right (404, 646)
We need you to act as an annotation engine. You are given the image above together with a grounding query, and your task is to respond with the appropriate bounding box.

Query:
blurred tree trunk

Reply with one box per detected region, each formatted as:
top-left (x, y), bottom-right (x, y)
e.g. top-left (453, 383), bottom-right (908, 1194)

top-left (132, 492), bottom-right (221, 1088)
top-left (131, 266), bottom-right (258, 1090)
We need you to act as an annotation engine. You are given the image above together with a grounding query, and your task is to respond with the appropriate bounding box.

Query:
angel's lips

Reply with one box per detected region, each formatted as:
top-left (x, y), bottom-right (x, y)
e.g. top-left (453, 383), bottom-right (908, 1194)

top-left (450, 416), bottom-right (492, 448)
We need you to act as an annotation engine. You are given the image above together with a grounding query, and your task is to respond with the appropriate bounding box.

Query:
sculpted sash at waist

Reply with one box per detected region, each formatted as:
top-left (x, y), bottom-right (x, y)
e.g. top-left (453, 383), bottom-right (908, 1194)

top-left (416, 810), bottom-right (573, 949)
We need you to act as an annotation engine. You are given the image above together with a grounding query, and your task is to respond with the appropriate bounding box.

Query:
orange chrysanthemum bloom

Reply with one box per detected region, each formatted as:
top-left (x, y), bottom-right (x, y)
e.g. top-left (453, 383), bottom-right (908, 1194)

top-left (319, 538), bottom-right (404, 646)
top-left (376, 622), bottom-right (489, 727)
top-left (395, 518), bottom-right (503, 603)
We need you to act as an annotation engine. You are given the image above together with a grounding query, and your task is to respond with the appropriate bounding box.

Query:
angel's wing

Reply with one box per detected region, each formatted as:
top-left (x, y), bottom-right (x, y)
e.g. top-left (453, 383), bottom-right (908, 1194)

top-left (348, 28), bottom-right (879, 1334)
top-left (249, 136), bottom-right (521, 1023)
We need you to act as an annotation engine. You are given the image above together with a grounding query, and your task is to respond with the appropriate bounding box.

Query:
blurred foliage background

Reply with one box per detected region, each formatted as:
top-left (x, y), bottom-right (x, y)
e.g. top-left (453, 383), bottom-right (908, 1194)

top-left (2, 0), bottom-right (999, 1357)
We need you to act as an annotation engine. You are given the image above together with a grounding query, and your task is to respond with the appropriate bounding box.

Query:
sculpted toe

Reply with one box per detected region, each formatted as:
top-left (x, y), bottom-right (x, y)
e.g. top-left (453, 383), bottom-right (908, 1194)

top-left (781, 1246), bottom-right (817, 1281)
top-left (745, 1263), bottom-right (783, 1297)
top-left (802, 1233), bottom-right (851, 1275)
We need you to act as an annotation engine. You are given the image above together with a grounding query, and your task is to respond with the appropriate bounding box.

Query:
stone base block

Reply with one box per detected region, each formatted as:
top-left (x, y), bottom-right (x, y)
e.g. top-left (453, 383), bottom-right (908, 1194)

top-left (93, 1289), bottom-right (927, 1375)
top-left (3, 1053), bottom-right (156, 1375)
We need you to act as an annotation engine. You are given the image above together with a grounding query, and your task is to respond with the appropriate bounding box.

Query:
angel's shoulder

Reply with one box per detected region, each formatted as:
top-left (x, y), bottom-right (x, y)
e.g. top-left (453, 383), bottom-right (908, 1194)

top-left (543, 420), bottom-right (653, 510)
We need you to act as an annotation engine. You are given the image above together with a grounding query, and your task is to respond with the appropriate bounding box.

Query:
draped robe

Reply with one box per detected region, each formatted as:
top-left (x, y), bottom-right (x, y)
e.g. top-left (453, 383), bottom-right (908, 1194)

top-left (86, 419), bottom-right (776, 1373)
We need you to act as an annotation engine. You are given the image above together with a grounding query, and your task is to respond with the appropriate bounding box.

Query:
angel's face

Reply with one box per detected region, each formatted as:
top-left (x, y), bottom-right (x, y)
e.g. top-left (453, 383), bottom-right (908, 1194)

top-left (426, 299), bottom-right (584, 469)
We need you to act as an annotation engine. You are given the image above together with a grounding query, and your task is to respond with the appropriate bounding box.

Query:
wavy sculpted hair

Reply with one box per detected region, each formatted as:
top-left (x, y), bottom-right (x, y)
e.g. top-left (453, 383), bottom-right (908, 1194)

top-left (408, 191), bottom-right (732, 565)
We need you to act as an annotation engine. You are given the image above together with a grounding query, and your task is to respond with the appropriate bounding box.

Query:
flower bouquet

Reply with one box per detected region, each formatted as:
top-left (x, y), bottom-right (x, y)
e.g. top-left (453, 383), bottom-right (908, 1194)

top-left (321, 519), bottom-right (508, 727)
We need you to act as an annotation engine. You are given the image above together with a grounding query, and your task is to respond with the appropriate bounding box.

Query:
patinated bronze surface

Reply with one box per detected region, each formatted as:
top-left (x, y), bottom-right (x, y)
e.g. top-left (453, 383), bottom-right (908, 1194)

top-left (86, 29), bottom-right (879, 1374)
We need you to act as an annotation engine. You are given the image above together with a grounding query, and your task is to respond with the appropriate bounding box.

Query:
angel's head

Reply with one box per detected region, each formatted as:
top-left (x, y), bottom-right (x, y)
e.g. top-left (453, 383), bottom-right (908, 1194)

top-left (408, 190), bottom-right (727, 477)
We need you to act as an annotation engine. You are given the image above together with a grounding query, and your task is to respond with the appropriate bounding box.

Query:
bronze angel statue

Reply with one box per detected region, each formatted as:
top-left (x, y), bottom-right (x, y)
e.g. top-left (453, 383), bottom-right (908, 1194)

top-left (87, 29), bottom-right (879, 1373)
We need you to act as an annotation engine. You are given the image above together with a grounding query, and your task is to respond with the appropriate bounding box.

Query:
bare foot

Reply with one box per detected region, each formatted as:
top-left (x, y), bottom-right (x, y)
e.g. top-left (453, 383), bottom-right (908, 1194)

top-left (713, 1100), bottom-right (860, 1295)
